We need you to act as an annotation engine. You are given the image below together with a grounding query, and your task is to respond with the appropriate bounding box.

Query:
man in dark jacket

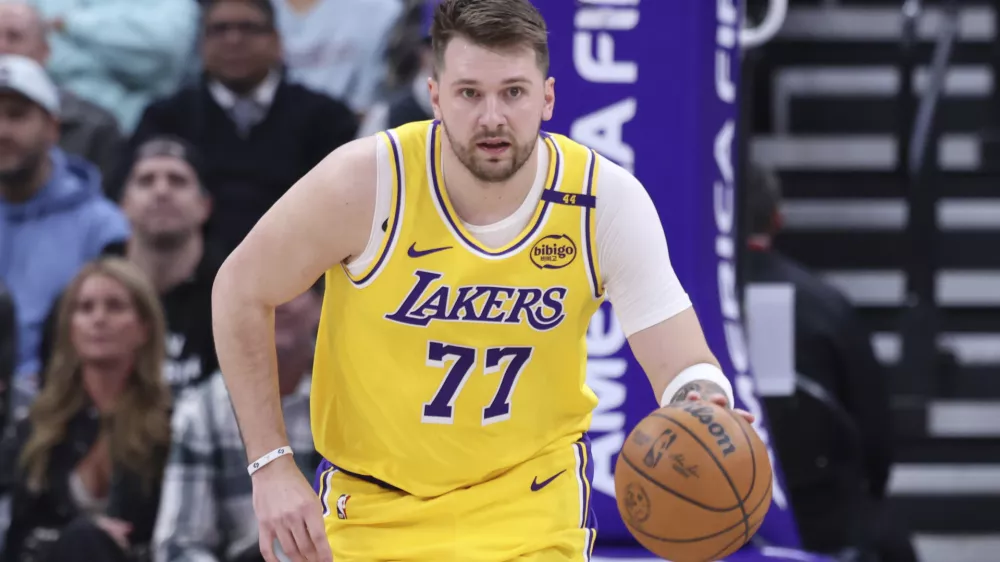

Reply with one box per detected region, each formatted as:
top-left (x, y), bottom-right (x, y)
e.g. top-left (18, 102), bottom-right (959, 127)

top-left (120, 137), bottom-right (221, 396)
top-left (743, 164), bottom-right (916, 562)
top-left (129, 0), bottom-right (357, 256)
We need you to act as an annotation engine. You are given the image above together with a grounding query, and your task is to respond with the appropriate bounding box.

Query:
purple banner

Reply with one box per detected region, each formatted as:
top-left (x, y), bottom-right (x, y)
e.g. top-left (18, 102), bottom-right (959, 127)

top-left (534, 0), bottom-right (809, 554)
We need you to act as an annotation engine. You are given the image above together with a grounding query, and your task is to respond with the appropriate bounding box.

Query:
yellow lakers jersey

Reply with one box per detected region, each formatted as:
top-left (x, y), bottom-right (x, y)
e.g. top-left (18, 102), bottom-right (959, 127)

top-left (312, 120), bottom-right (605, 498)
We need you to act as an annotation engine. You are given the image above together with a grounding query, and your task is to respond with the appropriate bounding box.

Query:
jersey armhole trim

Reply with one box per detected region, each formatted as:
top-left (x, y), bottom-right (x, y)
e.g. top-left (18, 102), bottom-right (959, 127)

top-left (582, 150), bottom-right (603, 300)
top-left (342, 130), bottom-right (405, 287)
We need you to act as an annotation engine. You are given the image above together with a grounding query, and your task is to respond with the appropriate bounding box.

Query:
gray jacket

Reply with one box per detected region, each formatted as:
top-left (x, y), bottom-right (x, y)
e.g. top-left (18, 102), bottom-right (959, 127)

top-left (58, 89), bottom-right (125, 196)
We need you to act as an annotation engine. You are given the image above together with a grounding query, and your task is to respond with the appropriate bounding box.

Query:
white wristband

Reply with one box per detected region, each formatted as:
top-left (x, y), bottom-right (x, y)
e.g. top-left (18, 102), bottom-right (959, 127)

top-left (660, 363), bottom-right (736, 409)
top-left (247, 446), bottom-right (294, 476)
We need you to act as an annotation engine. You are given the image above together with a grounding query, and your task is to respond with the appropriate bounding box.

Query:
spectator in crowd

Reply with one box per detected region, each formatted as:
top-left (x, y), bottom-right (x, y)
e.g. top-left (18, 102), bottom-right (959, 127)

top-left (0, 281), bottom-right (12, 555)
top-left (130, 0), bottom-right (358, 255)
top-left (0, 281), bottom-right (13, 432)
top-left (120, 136), bottom-right (220, 396)
top-left (29, 0), bottom-right (199, 134)
top-left (357, 33), bottom-right (433, 137)
top-left (272, 0), bottom-right (404, 117)
top-left (743, 164), bottom-right (917, 562)
top-left (0, 258), bottom-right (171, 562)
top-left (0, 55), bottom-right (129, 395)
top-left (152, 283), bottom-right (321, 562)
top-left (0, 2), bottom-right (124, 195)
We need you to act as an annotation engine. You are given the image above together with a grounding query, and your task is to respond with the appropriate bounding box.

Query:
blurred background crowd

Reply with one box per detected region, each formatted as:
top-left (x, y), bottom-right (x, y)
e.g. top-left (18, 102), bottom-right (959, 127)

top-left (0, 0), bottom-right (992, 561)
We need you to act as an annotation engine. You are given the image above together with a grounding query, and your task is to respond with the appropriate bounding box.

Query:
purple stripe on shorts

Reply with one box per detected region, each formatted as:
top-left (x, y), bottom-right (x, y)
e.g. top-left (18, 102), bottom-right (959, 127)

top-left (579, 433), bottom-right (598, 531)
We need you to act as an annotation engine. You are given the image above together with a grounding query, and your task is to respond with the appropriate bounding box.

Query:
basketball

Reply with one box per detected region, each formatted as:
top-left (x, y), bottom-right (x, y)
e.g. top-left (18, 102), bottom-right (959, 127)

top-left (614, 400), bottom-right (773, 562)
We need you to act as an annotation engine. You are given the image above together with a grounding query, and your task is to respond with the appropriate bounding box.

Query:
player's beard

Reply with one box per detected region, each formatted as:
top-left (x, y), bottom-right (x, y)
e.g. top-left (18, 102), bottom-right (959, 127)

top-left (444, 122), bottom-right (539, 184)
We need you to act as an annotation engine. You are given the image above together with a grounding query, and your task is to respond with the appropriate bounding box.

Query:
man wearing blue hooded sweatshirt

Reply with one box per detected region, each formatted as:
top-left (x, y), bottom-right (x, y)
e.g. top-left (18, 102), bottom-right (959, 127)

top-left (0, 54), bottom-right (129, 400)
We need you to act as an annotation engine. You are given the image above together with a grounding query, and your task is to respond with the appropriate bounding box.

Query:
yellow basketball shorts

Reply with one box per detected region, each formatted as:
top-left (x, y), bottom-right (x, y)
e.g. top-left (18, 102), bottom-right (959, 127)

top-left (312, 436), bottom-right (597, 562)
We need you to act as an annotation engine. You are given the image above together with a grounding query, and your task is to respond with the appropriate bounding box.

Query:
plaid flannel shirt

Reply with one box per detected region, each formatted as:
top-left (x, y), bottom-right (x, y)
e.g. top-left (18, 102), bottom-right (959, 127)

top-left (152, 372), bottom-right (314, 562)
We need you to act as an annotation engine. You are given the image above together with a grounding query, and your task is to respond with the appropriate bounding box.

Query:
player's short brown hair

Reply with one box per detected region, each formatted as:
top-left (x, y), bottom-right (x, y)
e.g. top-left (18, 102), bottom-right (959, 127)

top-left (430, 0), bottom-right (550, 76)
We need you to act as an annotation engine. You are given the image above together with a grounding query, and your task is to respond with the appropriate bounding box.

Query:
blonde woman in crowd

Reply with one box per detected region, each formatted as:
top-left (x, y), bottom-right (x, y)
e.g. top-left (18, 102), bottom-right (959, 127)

top-left (0, 258), bottom-right (171, 562)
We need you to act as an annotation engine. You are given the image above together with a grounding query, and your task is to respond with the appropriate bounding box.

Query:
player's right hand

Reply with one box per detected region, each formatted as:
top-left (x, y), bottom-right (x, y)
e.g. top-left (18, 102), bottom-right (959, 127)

top-left (252, 455), bottom-right (333, 562)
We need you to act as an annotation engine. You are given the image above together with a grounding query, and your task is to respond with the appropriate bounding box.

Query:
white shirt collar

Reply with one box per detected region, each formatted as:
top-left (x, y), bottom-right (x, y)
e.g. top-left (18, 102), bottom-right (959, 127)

top-left (209, 69), bottom-right (281, 110)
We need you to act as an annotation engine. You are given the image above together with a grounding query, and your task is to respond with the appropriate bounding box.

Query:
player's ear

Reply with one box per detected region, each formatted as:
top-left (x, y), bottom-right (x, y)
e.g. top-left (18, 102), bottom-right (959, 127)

top-left (542, 76), bottom-right (555, 122)
top-left (429, 76), bottom-right (443, 121)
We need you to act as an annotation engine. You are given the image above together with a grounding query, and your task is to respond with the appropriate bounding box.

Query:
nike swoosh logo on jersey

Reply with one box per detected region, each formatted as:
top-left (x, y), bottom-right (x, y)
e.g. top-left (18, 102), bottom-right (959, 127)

top-left (531, 470), bottom-right (566, 492)
top-left (407, 243), bottom-right (452, 258)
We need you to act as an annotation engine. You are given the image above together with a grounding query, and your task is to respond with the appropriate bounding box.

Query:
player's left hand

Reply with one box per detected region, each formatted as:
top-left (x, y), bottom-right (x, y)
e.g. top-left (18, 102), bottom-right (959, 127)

top-left (683, 390), bottom-right (755, 424)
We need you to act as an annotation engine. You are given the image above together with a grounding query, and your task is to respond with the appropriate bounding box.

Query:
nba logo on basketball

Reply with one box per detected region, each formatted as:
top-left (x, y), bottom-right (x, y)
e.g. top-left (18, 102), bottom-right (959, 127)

top-left (336, 494), bottom-right (350, 520)
top-left (530, 234), bottom-right (577, 269)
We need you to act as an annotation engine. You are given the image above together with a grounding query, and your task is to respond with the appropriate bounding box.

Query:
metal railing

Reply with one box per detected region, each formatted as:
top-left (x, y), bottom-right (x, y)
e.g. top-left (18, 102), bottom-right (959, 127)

top-left (896, 0), bottom-right (961, 397)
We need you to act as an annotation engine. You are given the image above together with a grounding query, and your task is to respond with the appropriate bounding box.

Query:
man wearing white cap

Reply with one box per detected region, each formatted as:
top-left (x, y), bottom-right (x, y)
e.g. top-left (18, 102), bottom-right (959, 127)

top-left (0, 53), bottom-right (60, 116)
top-left (0, 1), bottom-right (124, 195)
top-left (0, 54), bottom-right (129, 401)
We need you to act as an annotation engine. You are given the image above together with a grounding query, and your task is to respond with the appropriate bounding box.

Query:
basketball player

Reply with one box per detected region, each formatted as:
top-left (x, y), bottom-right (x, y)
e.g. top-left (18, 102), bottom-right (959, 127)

top-left (212, 1), bottom-right (757, 561)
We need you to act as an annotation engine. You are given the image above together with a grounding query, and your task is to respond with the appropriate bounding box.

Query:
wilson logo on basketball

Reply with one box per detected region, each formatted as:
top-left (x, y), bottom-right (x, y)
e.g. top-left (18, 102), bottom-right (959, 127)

top-left (530, 234), bottom-right (577, 270)
top-left (680, 402), bottom-right (737, 457)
